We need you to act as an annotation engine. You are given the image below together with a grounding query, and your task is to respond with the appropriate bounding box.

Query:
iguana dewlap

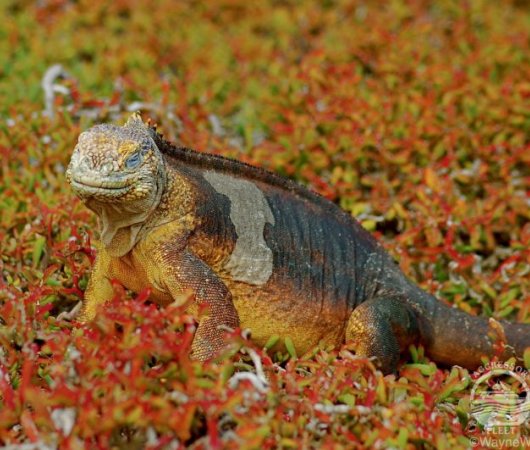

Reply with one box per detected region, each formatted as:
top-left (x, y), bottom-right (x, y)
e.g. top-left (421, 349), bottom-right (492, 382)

top-left (66, 114), bottom-right (530, 373)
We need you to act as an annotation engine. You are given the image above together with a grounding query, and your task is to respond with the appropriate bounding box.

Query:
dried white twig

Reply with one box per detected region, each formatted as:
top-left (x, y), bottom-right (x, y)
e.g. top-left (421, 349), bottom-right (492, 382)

top-left (246, 348), bottom-right (267, 385)
top-left (229, 372), bottom-right (268, 393)
top-left (42, 64), bottom-right (70, 118)
top-left (229, 348), bottom-right (269, 393)
top-left (57, 301), bottom-right (82, 322)
top-left (314, 403), bottom-right (351, 414)
top-left (0, 443), bottom-right (56, 450)
top-left (51, 408), bottom-right (76, 436)
top-left (208, 114), bottom-right (225, 136)
top-left (126, 101), bottom-right (159, 112)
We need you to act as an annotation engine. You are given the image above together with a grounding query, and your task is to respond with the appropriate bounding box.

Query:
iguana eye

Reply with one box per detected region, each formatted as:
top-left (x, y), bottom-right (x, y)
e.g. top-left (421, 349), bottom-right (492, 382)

top-left (125, 152), bottom-right (142, 169)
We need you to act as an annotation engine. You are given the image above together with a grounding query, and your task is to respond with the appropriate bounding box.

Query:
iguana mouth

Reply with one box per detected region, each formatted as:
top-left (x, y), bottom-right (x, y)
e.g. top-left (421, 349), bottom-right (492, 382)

top-left (69, 179), bottom-right (134, 197)
top-left (69, 172), bottom-right (136, 189)
top-left (70, 179), bottom-right (132, 190)
top-left (68, 172), bottom-right (138, 198)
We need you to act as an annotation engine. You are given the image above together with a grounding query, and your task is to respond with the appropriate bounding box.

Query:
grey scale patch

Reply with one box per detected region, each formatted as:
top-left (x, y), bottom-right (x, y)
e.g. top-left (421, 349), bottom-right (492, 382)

top-left (203, 171), bottom-right (275, 286)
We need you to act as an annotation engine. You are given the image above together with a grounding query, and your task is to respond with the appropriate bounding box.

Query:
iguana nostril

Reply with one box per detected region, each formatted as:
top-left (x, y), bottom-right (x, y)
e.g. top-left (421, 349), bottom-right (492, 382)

top-left (101, 162), bottom-right (114, 174)
top-left (79, 156), bottom-right (91, 170)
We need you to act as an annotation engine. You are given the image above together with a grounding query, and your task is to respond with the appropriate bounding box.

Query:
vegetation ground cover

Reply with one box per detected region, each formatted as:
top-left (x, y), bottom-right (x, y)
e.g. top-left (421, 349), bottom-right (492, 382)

top-left (0, 0), bottom-right (528, 448)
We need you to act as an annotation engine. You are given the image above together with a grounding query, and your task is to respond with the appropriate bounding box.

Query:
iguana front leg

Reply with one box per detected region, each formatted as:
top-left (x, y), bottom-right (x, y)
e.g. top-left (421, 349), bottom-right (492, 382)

top-left (155, 244), bottom-right (240, 361)
top-left (79, 248), bottom-right (114, 322)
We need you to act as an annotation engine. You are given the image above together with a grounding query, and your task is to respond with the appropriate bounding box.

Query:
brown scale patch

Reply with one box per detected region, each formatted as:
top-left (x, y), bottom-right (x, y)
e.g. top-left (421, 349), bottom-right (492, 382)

top-left (188, 229), bottom-right (235, 269)
top-left (188, 215), bottom-right (349, 354)
top-left (225, 273), bottom-right (349, 354)
top-left (198, 237), bottom-right (350, 354)
top-left (183, 178), bottom-right (351, 355)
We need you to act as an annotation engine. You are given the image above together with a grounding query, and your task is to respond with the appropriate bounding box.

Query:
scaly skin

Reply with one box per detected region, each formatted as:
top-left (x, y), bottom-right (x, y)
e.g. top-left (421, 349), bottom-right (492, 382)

top-left (66, 114), bottom-right (530, 372)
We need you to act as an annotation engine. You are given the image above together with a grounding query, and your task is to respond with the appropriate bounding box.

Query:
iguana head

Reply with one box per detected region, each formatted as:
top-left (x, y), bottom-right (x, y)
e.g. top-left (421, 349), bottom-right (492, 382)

top-left (67, 113), bottom-right (167, 254)
top-left (67, 113), bottom-right (164, 204)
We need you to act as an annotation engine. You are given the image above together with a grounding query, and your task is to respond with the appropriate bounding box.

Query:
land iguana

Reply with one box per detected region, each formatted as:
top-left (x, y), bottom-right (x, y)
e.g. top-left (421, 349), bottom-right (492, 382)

top-left (66, 113), bottom-right (530, 373)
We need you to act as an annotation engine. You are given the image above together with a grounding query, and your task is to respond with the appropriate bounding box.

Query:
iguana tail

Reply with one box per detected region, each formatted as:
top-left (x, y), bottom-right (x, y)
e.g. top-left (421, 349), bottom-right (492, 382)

top-left (409, 287), bottom-right (530, 369)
